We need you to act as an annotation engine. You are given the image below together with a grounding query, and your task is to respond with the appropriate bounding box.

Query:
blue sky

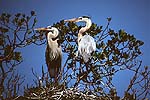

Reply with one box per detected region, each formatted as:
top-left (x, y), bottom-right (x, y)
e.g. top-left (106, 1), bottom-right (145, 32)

top-left (1, 0), bottom-right (150, 97)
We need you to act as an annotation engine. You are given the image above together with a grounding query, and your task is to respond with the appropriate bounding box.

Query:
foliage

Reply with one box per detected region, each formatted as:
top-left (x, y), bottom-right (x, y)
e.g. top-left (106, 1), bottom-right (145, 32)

top-left (0, 11), bottom-right (44, 99)
top-left (50, 18), bottom-right (148, 99)
top-left (0, 12), bottom-right (149, 100)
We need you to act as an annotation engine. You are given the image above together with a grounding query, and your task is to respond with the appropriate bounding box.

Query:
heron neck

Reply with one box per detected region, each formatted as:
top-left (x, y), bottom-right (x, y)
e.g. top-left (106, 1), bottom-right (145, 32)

top-left (47, 32), bottom-right (58, 48)
top-left (47, 37), bottom-right (53, 48)
top-left (79, 19), bottom-right (92, 34)
top-left (77, 33), bottom-right (82, 43)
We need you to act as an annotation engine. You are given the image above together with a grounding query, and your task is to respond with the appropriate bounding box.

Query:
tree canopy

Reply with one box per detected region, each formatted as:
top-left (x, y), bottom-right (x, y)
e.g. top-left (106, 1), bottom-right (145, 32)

top-left (0, 11), bottom-right (149, 100)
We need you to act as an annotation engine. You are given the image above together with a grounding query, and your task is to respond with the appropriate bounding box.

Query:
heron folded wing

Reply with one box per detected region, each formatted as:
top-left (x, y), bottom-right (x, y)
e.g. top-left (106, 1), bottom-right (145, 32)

top-left (45, 45), bottom-right (62, 78)
top-left (78, 35), bottom-right (96, 62)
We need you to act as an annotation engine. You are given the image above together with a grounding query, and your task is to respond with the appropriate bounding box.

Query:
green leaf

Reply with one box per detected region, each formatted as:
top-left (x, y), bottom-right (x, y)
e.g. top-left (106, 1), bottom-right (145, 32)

top-left (13, 52), bottom-right (22, 62)
top-left (0, 34), bottom-right (5, 46)
top-left (108, 29), bottom-right (115, 35)
top-left (91, 23), bottom-right (97, 29)
top-left (107, 17), bottom-right (112, 22)
top-left (100, 41), bottom-right (105, 49)
top-left (67, 22), bottom-right (77, 31)
top-left (22, 14), bottom-right (25, 17)
top-left (18, 19), bottom-right (23, 26)
top-left (6, 14), bottom-right (11, 18)
top-left (122, 52), bottom-right (129, 59)
top-left (2, 13), bottom-right (6, 17)
top-left (106, 60), bottom-right (112, 66)
top-left (27, 29), bottom-right (32, 34)
top-left (26, 16), bottom-right (30, 21)
top-left (137, 40), bottom-right (144, 46)
top-left (114, 48), bottom-right (120, 55)
top-left (96, 43), bottom-right (100, 49)
top-left (34, 18), bottom-right (37, 23)
top-left (0, 27), bottom-right (9, 33)
top-left (144, 66), bottom-right (148, 70)
top-left (112, 56), bottom-right (118, 62)
top-left (26, 39), bottom-right (32, 45)
top-left (12, 18), bottom-right (18, 25)
top-left (15, 13), bottom-right (21, 17)
top-left (4, 45), bottom-right (12, 56)
top-left (119, 29), bottom-right (126, 37)
top-left (98, 53), bottom-right (106, 60)
top-left (31, 11), bottom-right (35, 16)
top-left (60, 20), bottom-right (64, 25)
top-left (129, 35), bottom-right (136, 42)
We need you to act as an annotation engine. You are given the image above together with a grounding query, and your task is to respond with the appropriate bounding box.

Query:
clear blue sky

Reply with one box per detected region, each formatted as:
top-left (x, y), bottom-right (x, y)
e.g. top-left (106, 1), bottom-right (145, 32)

top-left (0, 0), bottom-right (150, 97)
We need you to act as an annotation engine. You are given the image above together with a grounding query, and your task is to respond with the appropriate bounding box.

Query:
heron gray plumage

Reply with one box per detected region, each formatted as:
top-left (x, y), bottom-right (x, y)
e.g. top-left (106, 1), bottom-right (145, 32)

top-left (35, 26), bottom-right (62, 82)
top-left (65, 16), bottom-right (96, 62)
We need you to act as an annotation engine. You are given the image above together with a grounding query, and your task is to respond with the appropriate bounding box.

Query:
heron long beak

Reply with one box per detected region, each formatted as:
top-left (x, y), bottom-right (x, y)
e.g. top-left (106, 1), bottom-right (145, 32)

top-left (34, 27), bottom-right (51, 31)
top-left (64, 18), bottom-right (80, 22)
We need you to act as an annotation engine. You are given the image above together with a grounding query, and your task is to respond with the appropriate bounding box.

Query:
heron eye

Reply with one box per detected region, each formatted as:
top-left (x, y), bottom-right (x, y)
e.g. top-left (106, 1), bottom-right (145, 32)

top-left (47, 26), bottom-right (52, 29)
top-left (79, 17), bottom-right (82, 20)
top-left (48, 30), bottom-right (54, 34)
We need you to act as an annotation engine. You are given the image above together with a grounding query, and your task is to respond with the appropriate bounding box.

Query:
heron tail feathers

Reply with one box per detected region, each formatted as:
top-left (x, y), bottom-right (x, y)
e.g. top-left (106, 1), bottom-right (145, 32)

top-left (82, 53), bottom-right (91, 63)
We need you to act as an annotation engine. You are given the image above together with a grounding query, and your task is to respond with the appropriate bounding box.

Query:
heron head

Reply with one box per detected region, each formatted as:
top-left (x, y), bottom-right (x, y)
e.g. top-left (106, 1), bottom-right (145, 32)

top-left (46, 26), bottom-right (59, 40)
top-left (78, 16), bottom-right (91, 22)
top-left (64, 16), bottom-right (91, 23)
top-left (35, 26), bottom-right (59, 40)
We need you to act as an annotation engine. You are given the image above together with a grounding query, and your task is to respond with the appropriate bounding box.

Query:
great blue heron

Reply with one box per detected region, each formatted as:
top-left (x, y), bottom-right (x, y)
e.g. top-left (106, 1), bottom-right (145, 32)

top-left (65, 16), bottom-right (96, 62)
top-left (35, 26), bottom-right (62, 82)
